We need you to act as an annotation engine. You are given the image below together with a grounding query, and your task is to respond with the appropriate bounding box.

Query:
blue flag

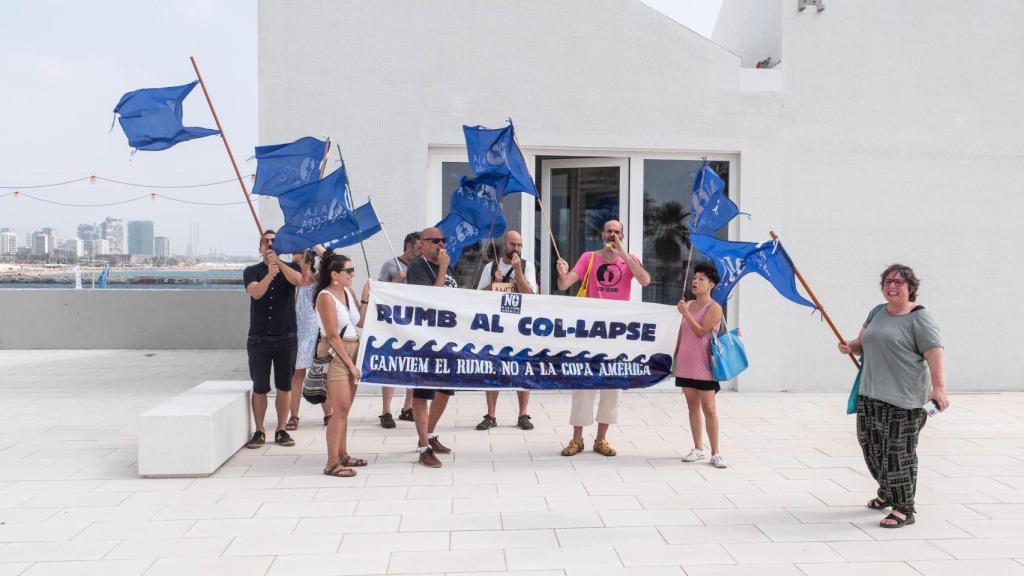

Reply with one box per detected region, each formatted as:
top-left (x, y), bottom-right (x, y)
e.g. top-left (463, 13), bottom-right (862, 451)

top-left (113, 81), bottom-right (219, 151)
top-left (96, 263), bottom-right (109, 289)
top-left (435, 174), bottom-right (509, 265)
top-left (463, 121), bottom-right (538, 197)
top-left (690, 234), bottom-right (816, 309)
top-left (252, 137), bottom-right (328, 197)
top-left (321, 201), bottom-right (383, 249)
top-left (691, 161), bottom-right (741, 235)
top-left (271, 167), bottom-right (358, 254)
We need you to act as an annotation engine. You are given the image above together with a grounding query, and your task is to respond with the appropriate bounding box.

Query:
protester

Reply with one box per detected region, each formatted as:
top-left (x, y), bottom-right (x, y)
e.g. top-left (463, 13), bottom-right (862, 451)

top-left (405, 227), bottom-right (457, 467)
top-left (376, 231), bottom-right (420, 428)
top-left (285, 249), bottom-right (332, 430)
top-left (839, 264), bottom-right (947, 528)
top-left (243, 230), bottom-right (303, 449)
top-left (555, 219), bottom-right (651, 457)
top-left (675, 263), bottom-right (727, 468)
top-left (316, 251), bottom-right (370, 477)
top-left (475, 230), bottom-right (537, 431)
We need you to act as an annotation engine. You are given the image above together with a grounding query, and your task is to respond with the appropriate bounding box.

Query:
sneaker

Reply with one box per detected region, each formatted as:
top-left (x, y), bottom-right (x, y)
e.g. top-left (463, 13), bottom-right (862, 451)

top-left (245, 430), bottom-right (265, 449)
top-left (561, 438), bottom-right (584, 456)
top-left (275, 430), bottom-right (295, 447)
top-left (398, 408), bottom-right (414, 422)
top-left (419, 447), bottom-right (442, 468)
top-left (517, 415), bottom-right (534, 430)
top-left (475, 414), bottom-right (497, 430)
top-left (428, 436), bottom-right (452, 454)
top-left (710, 453), bottom-right (728, 468)
top-left (681, 448), bottom-right (706, 462)
top-left (379, 413), bottom-right (397, 429)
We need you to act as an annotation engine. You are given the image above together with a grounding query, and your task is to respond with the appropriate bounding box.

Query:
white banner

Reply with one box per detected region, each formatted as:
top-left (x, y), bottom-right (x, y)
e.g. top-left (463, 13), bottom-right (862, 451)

top-left (357, 281), bottom-right (681, 390)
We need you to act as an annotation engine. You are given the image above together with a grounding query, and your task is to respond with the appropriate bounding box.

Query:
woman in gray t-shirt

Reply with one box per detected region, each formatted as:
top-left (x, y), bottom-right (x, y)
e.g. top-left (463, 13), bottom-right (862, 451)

top-left (838, 264), bottom-right (948, 528)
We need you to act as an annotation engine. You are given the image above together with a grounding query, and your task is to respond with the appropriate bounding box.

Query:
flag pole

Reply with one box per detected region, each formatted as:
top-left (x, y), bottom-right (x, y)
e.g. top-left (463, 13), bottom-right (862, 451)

top-left (770, 230), bottom-right (860, 369)
top-left (189, 56), bottom-right (264, 238)
top-left (682, 159), bottom-right (708, 297)
top-left (373, 203), bottom-right (402, 269)
top-left (510, 128), bottom-right (562, 262)
top-left (318, 137), bottom-right (332, 179)
top-left (336, 144), bottom-right (372, 274)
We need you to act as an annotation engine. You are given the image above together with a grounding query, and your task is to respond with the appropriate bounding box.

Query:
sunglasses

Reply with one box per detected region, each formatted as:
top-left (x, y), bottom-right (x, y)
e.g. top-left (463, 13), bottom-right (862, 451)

top-left (423, 237), bottom-right (447, 244)
top-left (341, 267), bottom-right (356, 274)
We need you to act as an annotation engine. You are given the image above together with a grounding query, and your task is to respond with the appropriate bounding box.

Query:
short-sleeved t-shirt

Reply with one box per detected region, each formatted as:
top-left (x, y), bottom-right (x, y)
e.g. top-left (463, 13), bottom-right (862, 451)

top-left (378, 257), bottom-right (411, 282)
top-left (243, 261), bottom-right (301, 337)
top-left (572, 251), bottom-right (640, 301)
top-left (476, 259), bottom-right (537, 293)
top-left (860, 306), bottom-right (943, 410)
top-left (406, 257), bottom-right (457, 288)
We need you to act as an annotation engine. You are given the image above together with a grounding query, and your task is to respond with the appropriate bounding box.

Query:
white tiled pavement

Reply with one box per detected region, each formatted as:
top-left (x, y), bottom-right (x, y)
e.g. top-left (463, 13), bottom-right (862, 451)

top-left (1, 350), bottom-right (1022, 575)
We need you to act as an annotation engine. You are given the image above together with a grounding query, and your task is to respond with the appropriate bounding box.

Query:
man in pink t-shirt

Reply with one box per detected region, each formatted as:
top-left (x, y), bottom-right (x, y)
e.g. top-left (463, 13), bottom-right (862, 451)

top-left (555, 219), bottom-right (651, 457)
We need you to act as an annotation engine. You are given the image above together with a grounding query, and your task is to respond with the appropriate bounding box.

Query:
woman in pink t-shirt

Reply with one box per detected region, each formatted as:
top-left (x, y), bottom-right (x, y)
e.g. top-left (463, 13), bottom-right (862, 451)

top-left (675, 263), bottom-right (728, 469)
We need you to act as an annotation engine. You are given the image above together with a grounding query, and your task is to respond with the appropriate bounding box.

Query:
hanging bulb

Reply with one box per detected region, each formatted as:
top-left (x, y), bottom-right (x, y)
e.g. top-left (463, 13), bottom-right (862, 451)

top-left (89, 175), bottom-right (97, 184)
top-left (250, 174), bottom-right (256, 183)
top-left (150, 193), bottom-right (157, 201)
top-left (12, 191), bottom-right (19, 198)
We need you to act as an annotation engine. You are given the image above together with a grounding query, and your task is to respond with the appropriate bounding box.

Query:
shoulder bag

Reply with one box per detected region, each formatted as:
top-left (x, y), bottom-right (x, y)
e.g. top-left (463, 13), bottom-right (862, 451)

top-left (576, 252), bottom-right (597, 297)
top-left (710, 317), bottom-right (748, 381)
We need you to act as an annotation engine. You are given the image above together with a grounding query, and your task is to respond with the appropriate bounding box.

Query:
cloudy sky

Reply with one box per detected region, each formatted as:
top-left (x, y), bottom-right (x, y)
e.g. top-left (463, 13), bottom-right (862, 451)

top-left (1, 1), bottom-right (719, 257)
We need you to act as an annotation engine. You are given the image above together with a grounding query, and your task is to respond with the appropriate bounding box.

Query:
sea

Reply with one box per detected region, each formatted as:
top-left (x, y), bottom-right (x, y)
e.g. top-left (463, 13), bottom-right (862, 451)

top-left (0, 268), bottom-right (246, 290)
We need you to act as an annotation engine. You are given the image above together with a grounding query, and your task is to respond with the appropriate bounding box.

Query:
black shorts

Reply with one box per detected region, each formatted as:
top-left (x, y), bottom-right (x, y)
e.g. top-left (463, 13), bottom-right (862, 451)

top-left (675, 377), bottom-right (721, 393)
top-left (412, 388), bottom-right (455, 400)
top-left (247, 334), bottom-right (298, 394)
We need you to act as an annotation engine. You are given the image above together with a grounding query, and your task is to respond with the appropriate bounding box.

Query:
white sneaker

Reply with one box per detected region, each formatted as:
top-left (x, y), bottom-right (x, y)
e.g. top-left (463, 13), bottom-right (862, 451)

top-left (710, 453), bottom-right (728, 468)
top-left (681, 448), bottom-right (706, 462)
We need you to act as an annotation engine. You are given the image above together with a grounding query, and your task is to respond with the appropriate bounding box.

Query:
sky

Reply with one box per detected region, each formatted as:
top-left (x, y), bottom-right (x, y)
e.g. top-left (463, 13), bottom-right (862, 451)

top-left (1, 1), bottom-right (720, 257)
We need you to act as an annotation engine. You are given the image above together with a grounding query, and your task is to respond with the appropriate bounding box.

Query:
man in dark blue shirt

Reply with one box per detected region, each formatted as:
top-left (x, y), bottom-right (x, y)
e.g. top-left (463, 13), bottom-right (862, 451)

top-left (243, 230), bottom-right (302, 449)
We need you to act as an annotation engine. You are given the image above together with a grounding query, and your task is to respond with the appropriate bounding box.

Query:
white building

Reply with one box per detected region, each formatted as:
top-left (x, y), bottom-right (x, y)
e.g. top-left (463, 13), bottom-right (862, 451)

top-left (102, 218), bottom-right (126, 255)
top-left (258, 0), bottom-right (1022, 391)
top-left (31, 232), bottom-right (49, 256)
top-left (0, 228), bottom-right (16, 256)
top-left (62, 238), bottom-right (84, 258)
top-left (154, 236), bottom-right (171, 259)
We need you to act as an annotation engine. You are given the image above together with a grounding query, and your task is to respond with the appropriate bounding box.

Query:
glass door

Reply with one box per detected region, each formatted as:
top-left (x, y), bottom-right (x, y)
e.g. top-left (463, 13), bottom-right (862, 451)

top-left (540, 158), bottom-right (629, 296)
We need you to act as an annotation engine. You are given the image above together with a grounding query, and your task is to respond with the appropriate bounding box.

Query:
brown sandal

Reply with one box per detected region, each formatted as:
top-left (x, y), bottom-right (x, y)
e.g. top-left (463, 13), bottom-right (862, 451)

top-left (341, 455), bottom-right (368, 467)
top-left (593, 439), bottom-right (617, 457)
top-left (323, 463), bottom-right (356, 477)
top-left (561, 438), bottom-right (584, 456)
top-left (285, 417), bottom-right (299, 431)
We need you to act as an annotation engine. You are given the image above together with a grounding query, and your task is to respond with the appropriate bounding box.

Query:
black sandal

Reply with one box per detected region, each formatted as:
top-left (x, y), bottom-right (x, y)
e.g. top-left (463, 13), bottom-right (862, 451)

top-left (323, 463), bottom-right (356, 477)
top-left (341, 455), bottom-right (368, 467)
top-left (879, 512), bottom-right (914, 528)
top-left (867, 497), bottom-right (890, 510)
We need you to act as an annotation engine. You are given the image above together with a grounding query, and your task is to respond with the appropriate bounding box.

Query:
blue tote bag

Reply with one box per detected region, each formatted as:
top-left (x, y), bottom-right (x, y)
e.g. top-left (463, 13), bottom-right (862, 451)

top-left (710, 323), bottom-right (748, 381)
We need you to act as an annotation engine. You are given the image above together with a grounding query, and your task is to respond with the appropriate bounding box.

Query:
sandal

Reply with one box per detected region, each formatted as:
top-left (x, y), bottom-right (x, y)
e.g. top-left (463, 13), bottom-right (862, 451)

top-left (561, 438), bottom-right (584, 457)
top-left (593, 439), bottom-right (617, 457)
top-left (285, 417), bottom-right (299, 431)
top-left (867, 497), bottom-right (890, 510)
top-left (323, 414), bottom-right (332, 426)
top-left (323, 463), bottom-right (356, 478)
top-left (341, 455), bottom-right (368, 467)
top-left (879, 511), bottom-right (914, 528)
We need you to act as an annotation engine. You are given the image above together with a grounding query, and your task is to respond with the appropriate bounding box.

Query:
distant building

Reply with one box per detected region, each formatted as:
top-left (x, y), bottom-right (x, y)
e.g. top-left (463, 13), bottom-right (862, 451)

top-left (0, 228), bottom-right (16, 256)
top-left (63, 238), bottom-right (84, 258)
top-left (31, 231), bottom-right (49, 256)
top-left (154, 236), bottom-right (171, 259)
top-left (40, 227), bottom-right (60, 254)
top-left (92, 238), bottom-right (111, 256)
top-left (127, 220), bottom-right (155, 257)
top-left (101, 218), bottom-right (126, 255)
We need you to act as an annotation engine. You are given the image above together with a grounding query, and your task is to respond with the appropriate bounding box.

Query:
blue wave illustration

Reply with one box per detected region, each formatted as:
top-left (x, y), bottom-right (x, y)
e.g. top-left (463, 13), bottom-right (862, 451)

top-left (361, 336), bottom-right (673, 390)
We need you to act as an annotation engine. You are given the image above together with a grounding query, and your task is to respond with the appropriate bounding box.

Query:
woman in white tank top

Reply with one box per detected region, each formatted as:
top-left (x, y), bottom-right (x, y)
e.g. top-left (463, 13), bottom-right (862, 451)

top-left (315, 253), bottom-right (370, 477)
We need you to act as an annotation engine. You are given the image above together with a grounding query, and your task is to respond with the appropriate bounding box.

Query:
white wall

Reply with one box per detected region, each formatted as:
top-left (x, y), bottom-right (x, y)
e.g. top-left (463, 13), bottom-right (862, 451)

top-left (259, 0), bottom-right (1024, 391)
top-left (712, 0), bottom-right (782, 68)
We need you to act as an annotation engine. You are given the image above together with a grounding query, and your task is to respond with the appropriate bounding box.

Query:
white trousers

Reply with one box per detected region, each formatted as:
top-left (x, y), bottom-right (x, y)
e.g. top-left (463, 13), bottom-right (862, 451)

top-left (569, 389), bottom-right (621, 427)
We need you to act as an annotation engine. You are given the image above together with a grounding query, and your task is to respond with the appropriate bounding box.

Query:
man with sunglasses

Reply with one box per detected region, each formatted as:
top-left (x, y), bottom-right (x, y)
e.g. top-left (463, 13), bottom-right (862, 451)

top-left (243, 230), bottom-right (303, 449)
top-left (405, 227), bottom-right (457, 467)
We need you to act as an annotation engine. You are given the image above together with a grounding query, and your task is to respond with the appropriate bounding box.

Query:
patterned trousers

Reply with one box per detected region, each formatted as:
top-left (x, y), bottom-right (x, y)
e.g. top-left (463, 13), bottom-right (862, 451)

top-left (856, 396), bottom-right (928, 515)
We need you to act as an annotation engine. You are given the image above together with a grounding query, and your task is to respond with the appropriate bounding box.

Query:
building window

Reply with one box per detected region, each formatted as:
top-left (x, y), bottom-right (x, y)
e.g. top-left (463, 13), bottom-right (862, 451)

top-left (642, 159), bottom-right (730, 305)
top-left (440, 161), bottom-right (522, 288)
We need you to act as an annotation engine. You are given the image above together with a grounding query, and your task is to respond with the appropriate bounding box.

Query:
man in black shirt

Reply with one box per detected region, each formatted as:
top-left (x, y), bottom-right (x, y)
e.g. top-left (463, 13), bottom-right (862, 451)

top-left (405, 227), bottom-right (457, 467)
top-left (242, 230), bottom-right (302, 448)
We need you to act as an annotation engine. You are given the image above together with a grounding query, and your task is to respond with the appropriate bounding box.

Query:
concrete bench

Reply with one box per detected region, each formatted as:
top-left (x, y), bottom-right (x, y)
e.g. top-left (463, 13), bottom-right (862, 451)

top-left (138, 380), bottom-right (252, 478)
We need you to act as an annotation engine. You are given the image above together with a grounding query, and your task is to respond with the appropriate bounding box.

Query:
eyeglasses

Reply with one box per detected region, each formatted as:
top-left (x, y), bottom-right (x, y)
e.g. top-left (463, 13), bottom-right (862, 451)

top-left (423, 237), bottom-right (447, 244)
top-left (341, 267), bottom-right (356, 274)
top-left (880, 279), bottom-right (906, 287)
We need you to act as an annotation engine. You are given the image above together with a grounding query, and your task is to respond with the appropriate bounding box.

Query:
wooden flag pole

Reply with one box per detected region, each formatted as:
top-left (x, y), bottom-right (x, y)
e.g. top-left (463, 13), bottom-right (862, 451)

top-left (682, 159), bottom-right (708, 297)
top-left (509, 128), bottom-right (562, 262)
top-left (336, 144), bottom-right (372, 274)
top-left (189, 56), bottom-right (264, 238)
top-left (770, 230), bottom-right (860, 369)
top-left (318, 137), bottom-right (332, 179)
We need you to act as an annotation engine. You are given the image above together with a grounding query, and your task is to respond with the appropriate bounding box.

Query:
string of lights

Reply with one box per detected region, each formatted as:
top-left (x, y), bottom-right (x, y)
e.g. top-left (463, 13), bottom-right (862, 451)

top-left (3, 190), bottom-right (248, 207)
top-left (0, 174), bottom-right (254, 190)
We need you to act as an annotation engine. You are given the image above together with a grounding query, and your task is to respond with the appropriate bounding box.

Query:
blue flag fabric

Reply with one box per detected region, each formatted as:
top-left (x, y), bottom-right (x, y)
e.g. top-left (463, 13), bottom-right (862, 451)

top-left (691, 162), bottom-right (741, 235)
top-left (252, 137), bottom-right (328, 197)
top-left (270, 167), bottom-right (358, 254)
top-left (463, 121), bottom-right (538, 197)
top-left (113, 81), bottom-right (219, 151)
top-left (436, 174), bottom-right (509, 265)
top-left (690, 234), bottom-right (816, 309)
top-left (96, 263), bottom-right (109, 289)
top-left (321, 201), bottom-right (383, 249)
